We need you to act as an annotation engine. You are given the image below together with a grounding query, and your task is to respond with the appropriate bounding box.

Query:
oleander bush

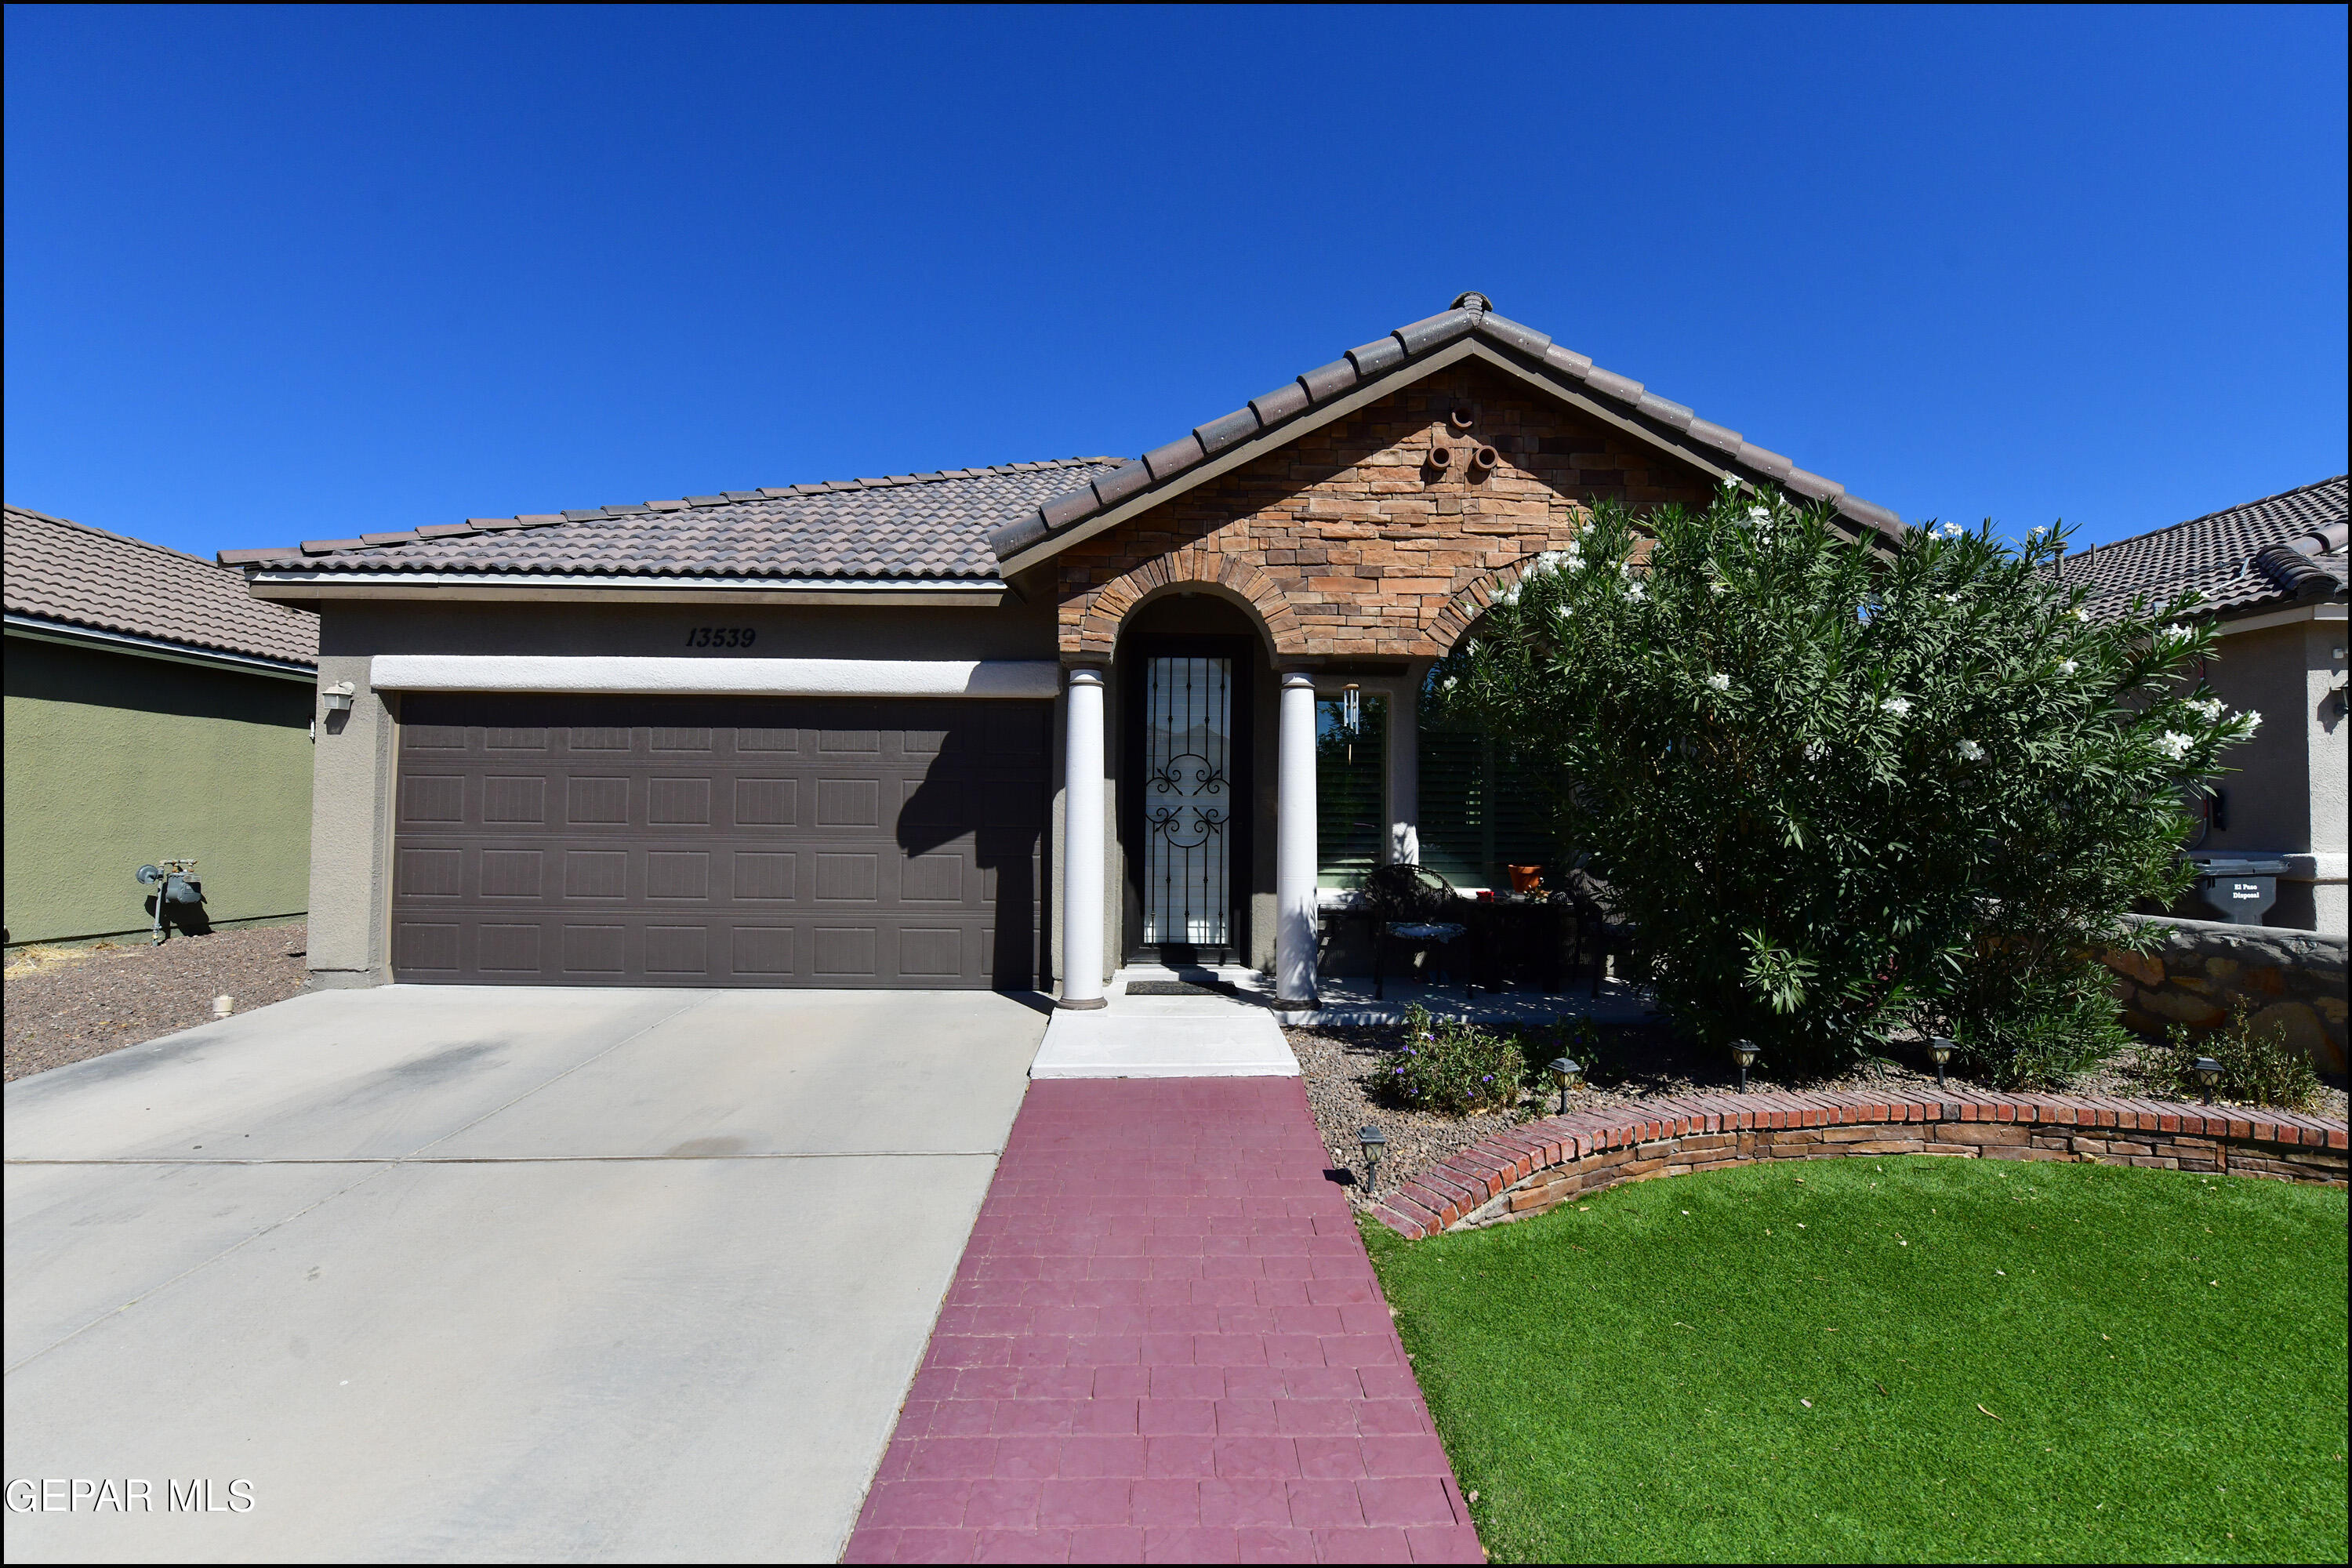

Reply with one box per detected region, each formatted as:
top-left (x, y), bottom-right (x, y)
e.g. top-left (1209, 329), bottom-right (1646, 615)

top-left (1429, 486), bottom-right (2256, 1081)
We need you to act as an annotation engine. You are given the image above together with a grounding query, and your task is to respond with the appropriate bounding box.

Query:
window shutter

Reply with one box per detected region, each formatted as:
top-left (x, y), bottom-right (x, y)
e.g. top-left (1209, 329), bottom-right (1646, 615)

top-left (1316, 695), bottom-right (1386, 887)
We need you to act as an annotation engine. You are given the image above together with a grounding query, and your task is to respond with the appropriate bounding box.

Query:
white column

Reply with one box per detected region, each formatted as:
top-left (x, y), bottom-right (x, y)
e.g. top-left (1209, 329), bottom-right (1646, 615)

top-left (1276, 670), bottom-right (1320, 1007)
top-left (1058, 666), bottom-right (1108, 1009)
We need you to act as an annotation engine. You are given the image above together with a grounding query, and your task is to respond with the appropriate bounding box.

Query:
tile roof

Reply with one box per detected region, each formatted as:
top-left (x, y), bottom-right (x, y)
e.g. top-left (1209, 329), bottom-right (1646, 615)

top-left (5, 504), bottom-right (318, 668)
top-left (989, 292), bottom-right (1907, 563)
top-left (2056, 476), bottom-right (2348, 622)
top-left (220, 295), bottom-right (1904, 586)
top-left (218, 458), bottom-right (1126, 580)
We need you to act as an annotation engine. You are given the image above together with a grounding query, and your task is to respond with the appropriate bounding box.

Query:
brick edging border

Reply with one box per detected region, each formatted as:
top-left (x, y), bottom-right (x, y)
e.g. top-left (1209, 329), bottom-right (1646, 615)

top-left (1370, 1090), bottom-right (2350, 1239)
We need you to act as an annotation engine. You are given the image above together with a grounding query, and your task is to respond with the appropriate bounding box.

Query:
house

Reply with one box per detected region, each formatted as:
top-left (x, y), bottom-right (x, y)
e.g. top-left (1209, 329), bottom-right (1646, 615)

top-left (5, 506), bottom-right (318, 946)
top-left (218, 293), bottom-right (1904, 1001)
top-left (2060, 477), bottom-right (2349, 936)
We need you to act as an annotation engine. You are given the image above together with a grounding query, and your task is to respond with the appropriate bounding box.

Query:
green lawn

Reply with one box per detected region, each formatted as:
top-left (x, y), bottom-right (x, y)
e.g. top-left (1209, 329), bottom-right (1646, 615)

top-left (1365, 1156), bottom-right (2348, 1564)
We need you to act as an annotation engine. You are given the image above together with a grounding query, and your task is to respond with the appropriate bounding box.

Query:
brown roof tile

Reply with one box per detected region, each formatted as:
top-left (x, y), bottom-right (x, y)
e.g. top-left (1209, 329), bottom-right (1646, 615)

top-left (222, 456), bottom-right (1124, 580)
top-left (2057, 476), bottom-right (2348, 621)
top-left (989, 292), bottom-right (1907, 561)
top-left (5, 505), bottom-right (318, 667)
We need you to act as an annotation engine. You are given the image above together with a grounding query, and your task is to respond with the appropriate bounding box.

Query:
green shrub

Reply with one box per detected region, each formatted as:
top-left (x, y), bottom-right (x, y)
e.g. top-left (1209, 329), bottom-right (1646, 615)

top-left (1428, 488), bottom-right (2256, 1080)
top-left (1380, 1004), bottom-right (1529, 1115)
top-left (2147, 1000), bottom-right (2321, 1109)
top-left (1955, 969), bottom-right (2136, 1089)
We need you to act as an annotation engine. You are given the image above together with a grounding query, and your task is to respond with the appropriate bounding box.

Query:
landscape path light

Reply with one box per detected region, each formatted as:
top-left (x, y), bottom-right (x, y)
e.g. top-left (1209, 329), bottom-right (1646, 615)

top-left (1928, 1037), bottom-right (1955, 1091)
top-left (1357, 1124), bottom-right (1387, 1196)
top-left (1546, 1056), bottom-right (1582, 1116)
top-left (1730, 1040), bottom-right (1759, 1093)
top-left (2193, 1056), bottom-right (2223, 1104)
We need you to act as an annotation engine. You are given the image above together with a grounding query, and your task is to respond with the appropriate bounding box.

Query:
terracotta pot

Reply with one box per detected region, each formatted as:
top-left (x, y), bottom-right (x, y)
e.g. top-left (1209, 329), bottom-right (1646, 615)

top-left (1506, 864), bottom-right (1544, 893)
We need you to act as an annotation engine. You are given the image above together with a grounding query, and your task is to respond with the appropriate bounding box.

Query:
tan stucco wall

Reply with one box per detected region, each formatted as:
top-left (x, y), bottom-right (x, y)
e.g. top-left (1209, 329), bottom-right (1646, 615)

top-left (2192, 608), bottom-right (2348, 935)
top-left (4, 635), bottom-right (313, 944)
top-left (296, 597), bottom-right (1061, 987)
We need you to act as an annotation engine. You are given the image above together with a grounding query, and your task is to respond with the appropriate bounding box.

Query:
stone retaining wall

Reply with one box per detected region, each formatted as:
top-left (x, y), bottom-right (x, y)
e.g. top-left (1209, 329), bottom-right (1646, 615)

top-left (2099, 914), bottom-right (2347, 1076)
top-left (1369, 1090), bottom-right (2348, 1240)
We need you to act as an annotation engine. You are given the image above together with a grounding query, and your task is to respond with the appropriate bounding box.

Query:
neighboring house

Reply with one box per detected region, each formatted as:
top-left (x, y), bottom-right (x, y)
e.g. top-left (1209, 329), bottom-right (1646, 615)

top-left (2060, 476), bottom-right (2349, 936)
top-left (5, 506), bottom-right (318, 946)
top-left (218, 293), bottom-right (1907, 1002)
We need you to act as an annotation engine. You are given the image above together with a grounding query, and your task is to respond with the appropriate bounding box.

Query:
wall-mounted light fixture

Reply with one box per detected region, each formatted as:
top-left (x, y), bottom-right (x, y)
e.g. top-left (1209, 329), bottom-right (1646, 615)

top-left (321, 680), bottom-right (356, 713)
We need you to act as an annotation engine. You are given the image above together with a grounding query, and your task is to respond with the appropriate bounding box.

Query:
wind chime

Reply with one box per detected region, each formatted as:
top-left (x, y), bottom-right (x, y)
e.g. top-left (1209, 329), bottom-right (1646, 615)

top-left (1341, 682), bottom-right (1361, 763)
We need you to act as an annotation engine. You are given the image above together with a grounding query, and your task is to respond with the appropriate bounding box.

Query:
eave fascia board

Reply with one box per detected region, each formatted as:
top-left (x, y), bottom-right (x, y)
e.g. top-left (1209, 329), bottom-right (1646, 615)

top-left (994, 338), bottom-right (1904, 577)
top-left (3, 613), bottom-right (316, 683)
top-left (368, 654), bottom-right (1062, 699)
top-left (244, 572), bottom-right (1008, 608)
top-left (2209, 600), bottom-right (2347, 637)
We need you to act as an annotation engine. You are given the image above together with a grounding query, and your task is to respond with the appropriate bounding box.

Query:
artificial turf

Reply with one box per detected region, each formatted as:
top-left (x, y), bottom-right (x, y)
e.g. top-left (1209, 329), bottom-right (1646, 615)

top-left (1363, 1155), bottom-right (2348, 1564)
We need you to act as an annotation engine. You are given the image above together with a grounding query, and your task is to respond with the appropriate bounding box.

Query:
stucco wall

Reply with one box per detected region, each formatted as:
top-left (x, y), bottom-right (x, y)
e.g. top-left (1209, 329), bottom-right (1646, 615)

top-left (2180, 609), bottom-right (2348, 934)
top-left (4, 635), bottom-right (313, 944)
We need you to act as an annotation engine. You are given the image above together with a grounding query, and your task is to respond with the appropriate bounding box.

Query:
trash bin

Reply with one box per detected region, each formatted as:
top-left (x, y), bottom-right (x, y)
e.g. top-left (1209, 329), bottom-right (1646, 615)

top-left (2190, 857), bottom-right (2289, 926)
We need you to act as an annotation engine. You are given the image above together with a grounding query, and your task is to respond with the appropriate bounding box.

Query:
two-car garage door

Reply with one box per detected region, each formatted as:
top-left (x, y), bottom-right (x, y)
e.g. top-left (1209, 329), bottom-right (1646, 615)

top-left (390, 694), bottom-right (1048, 988)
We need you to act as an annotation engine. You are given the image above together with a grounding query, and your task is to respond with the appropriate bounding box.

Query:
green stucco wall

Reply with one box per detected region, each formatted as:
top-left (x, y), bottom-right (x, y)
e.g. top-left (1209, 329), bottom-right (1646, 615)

top-left (4, 635), bottom-right (314, 944)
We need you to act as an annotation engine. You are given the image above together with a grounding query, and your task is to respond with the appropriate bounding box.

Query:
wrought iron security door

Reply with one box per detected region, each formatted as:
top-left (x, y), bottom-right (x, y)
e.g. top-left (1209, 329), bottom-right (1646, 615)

top-left (1142, 656), bottom-right (1232, 949)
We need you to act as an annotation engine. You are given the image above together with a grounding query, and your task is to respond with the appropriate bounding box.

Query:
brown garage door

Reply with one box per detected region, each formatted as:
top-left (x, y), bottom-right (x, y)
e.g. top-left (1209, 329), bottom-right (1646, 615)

top-left (390, 694), bottom-right (1048, 988)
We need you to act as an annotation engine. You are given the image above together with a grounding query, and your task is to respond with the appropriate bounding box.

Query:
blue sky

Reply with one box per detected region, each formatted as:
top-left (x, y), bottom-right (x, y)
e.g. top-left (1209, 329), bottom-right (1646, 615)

top-left (5, 5), bottom-right (2344, 562)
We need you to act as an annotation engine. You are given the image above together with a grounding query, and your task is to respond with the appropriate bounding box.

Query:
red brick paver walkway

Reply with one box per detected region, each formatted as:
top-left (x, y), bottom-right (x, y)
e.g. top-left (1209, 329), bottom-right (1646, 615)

top-left (844, 1077), bottom-right (1483, 1564)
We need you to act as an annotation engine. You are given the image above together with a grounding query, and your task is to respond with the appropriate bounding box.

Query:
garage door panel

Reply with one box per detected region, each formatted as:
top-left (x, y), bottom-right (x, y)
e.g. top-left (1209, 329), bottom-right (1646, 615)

top-left (394, 695), bottom-right (1045, 988)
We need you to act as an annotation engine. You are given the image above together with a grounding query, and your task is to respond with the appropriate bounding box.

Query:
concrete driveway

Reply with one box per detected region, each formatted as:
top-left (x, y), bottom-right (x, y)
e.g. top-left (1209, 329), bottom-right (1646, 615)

top-left (4, 985), bottom-right (1049, 1563)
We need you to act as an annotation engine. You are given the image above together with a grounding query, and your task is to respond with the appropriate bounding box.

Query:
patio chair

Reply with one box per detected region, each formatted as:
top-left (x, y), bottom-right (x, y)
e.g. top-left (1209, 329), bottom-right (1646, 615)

top-left (1363, 862), bottom-right (1473, 1000)
top-left (1562, 866), bottom-right (1635, 998)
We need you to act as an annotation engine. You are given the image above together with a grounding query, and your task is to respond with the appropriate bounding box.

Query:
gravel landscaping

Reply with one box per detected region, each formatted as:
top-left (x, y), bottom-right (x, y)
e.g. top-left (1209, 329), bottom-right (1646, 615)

top-left (4, 921), bottom-right (310, 1082)
top-left (1290, 1014), bottom-right (2348, 1208)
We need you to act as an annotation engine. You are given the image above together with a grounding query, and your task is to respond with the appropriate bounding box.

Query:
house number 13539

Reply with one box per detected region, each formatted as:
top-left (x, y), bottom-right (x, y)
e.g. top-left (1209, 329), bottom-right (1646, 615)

top-left (684, 627), bottom-right (757, 648)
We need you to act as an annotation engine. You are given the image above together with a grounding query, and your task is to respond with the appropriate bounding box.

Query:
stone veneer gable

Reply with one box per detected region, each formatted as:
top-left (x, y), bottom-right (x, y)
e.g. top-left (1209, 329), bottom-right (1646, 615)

top-left (1054, 364), bottom-right (1717, 660)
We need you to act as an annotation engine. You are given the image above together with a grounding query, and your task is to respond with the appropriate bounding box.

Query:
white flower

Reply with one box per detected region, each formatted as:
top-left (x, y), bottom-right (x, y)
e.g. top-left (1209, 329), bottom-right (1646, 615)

top-left (2157, 626), bottom-right (2194, 648)
top-left (1802, 740), bottom-right (1828, 763)
top-left (2154, 731), bottom-right (2194, 761)
top-left (1955, 739), bottom-right (1985, 761)
top-left (1880, 696), bottom-right (1913, 717)
top-left (1624, 581), bottom-right (1647, 602)
top-left (2241, 710), bottom-right (2263, 733)
top-left (1706, 673), bottom-right (1731, 692)
top-left (1709, 579), bottom-right (1727, 596)
top-left (2187, 697), bottom-right (2223, 722)
top-left (2058, 659), bottom-right (2079, 676)
top-left (1937, 522), bottom-right (1965, 539)
top-left (2029, 524), bottom-right (2048, 536)
top-left (2074, 608), bottom-right (2092, 622)
top-left (1497, 584), bottom-right (1521, 606)
top-left (1554, 604), bottom-right (1573, 622)
top-left (1748, 507), bottom-right (1770, 524)
top-left (1939, 593), bottom-right (1960, 604)
top-left (1440, 676), bottom-right (1457, 694)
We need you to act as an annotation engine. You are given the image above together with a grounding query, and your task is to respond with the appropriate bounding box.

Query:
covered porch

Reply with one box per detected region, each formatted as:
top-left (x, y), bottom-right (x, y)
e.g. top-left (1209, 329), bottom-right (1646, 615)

top-left (1054, 586), bottom-right (1615, 1014)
